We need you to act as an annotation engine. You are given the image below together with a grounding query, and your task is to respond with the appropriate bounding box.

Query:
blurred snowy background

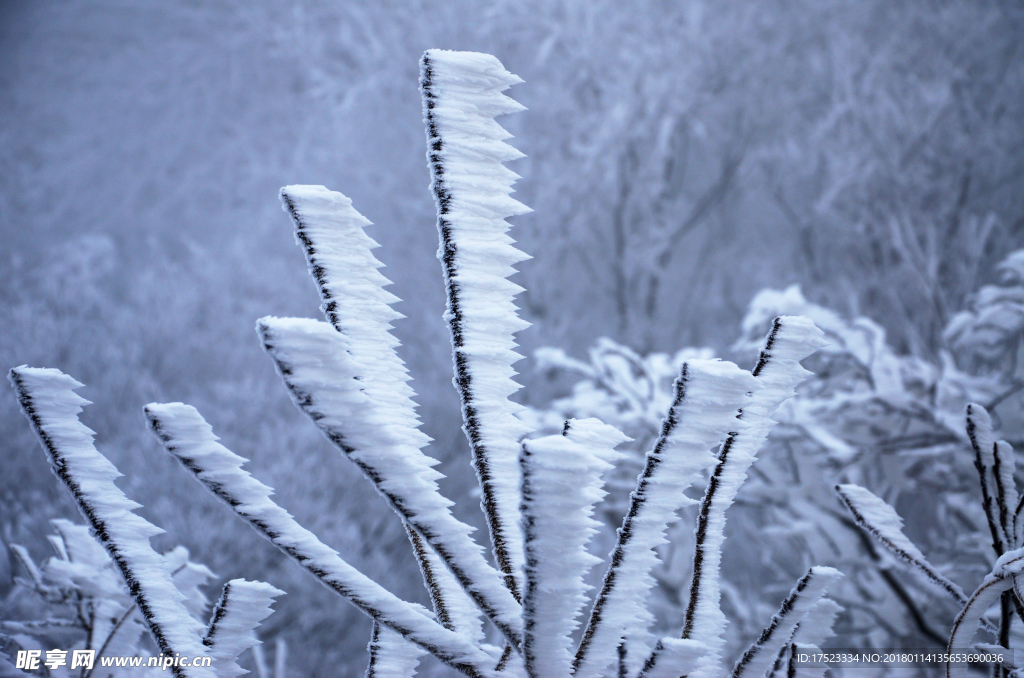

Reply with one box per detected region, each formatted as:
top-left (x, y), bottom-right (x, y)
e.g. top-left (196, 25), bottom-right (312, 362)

top-left (2, 1), bottom-right (1023, 675)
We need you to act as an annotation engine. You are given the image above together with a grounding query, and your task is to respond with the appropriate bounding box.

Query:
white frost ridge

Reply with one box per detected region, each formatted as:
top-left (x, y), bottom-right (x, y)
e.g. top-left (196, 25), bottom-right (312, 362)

top-left (728, 566), bottom-right (842, 678)
top-left (678, 316), bottom-right (827, 678)
top-left (8, 367), bottom-right (216, 678)
top-left (421, 49), bottom-right (534, 599)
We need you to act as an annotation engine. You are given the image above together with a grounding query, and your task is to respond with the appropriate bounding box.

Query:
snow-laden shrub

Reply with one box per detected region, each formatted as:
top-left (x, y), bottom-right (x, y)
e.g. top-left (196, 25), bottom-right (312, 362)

top-left (4, 518), bottom-right (211, 677)
top-left (9, 51), bottom-right (844, 677)
top-left (526, 251), bottom-right (1024, 663)
top-left (6, 369), bottom-right (283, 678)
top-left (838, 403), bottom-right (1024, 677)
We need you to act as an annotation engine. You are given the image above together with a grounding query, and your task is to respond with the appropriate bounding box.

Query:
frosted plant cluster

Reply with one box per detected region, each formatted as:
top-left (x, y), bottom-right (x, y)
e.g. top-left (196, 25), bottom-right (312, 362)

top-left (6, 369), bottom-right (282, 678)
top-left (8, 51), bottom-right (846, 678)
top-left (838, 402), bottom-right (1024, 678)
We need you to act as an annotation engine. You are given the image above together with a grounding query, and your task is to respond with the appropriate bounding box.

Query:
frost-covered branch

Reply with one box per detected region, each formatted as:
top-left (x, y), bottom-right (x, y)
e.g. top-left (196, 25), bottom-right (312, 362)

top-left (966, 403), bottom-right (1008, 555)
top-left (203, 579), bottom-right (284, 678)
top-left (8, 367), bottom-right (214, 678)
top-left (636, 638), bottom-right (707, 678)
top-left (729, 567), bottom-right (841, 678)
top-left (271, 183), bottom-right (522, 648)
top-left (520, 419), bottom-right (627, 678)
top-left (366, 620), bottom-right (428, 678)
top-left (420, 49), bottom-right (533, 600)
top-left (403, 523), bottom-right (486, 650)
top-left (946, 548), bottom-right (1024, 678)
top-left (258, 315), bottom-right (521, 649)
top-left (574, 359), bottom-right (758, 678)
top-left (145, 402), bottom-right (496, 678)
top-left (994, 439), bottom-right (1018, 548)
top-left (675, 316), bottom-right (827, 678)
top-left (835, 484), bottom-right (971, 606)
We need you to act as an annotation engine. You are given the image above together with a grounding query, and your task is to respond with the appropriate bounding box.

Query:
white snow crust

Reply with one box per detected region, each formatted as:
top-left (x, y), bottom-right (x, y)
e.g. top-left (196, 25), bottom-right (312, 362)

top-left (9, 367), bottom-right (215, 678)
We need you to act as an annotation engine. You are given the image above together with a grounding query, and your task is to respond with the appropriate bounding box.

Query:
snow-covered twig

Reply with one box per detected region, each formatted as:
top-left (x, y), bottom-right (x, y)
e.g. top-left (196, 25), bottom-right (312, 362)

top-left (835, 484), bottom-right (972, 606)
top-left (993, 440), bottom-right (1018, 548)
top-left (574, 360), bottom-right (758, 678)
top-left (420, 49), bottom-right (533, 601)
top-left (946, 548), bottom-right (1024, 678)
top-left (520, 419), bottom-right (628, 678)
top-left (9, 367), bottom-right (214, 678)
top-left (145, 402), bottom-right (496, 678)
top-left (8, 544), bottom-right (43, 589)
top-left (203, 579), bottom-right (285, 678)
top-left (966, 403), bottom-right (1007, 555)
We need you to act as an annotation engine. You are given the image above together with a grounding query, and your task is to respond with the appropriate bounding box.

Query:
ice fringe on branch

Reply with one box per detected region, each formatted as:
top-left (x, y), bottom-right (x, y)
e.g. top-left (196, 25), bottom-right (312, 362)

top-left (144, 402), bottom-right (496, 678)
top-left (421, 49), bottom-right (534, 602)
top-left (520, 419), bottom-right (629, 678)
top-left (8, 367), bottom-right (282, 678)
top-left (574, 359), bottom-right (760, 678)
top-left (366, 621), bottom-right (429, 678)
top-left (727, 567), bottom-right (842, 678)
top-left (10, 51), bottom-right (846, 678)
top-left (651, 316), bottom-right (829, 678)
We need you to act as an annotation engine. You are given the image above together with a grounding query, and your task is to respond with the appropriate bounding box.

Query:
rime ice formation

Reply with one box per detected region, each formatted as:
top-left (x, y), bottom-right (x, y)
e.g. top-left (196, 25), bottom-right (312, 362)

top-left (145, 402), bottom-right (496, 678)
top-left (574, 360), bottom-right (758, 678)
top-left (10, 51), bottom-right (846, 678)
top-left (421, 49), bottom-right (534, 600)
top-left (728, 567), bottom-right (842, 678)
top-left (678, 317), bottom-right (827, 678)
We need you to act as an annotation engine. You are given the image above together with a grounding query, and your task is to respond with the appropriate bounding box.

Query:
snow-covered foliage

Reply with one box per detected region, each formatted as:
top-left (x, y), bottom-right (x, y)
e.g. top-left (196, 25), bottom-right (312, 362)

top-left (6, 369), bottom-right (282, 678)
